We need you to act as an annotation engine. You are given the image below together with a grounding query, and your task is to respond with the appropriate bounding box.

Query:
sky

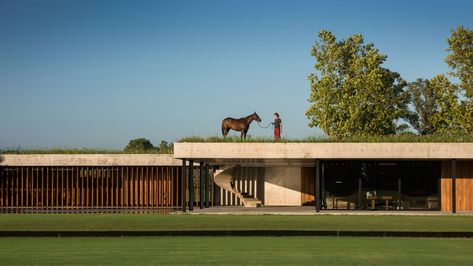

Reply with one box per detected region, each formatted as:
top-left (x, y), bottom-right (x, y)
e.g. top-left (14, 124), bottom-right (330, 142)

top-left (1, 0), bottom-right (472, 149)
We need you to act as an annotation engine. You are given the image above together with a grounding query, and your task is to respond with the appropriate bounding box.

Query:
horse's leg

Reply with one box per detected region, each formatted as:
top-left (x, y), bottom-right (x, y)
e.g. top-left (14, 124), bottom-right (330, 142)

top-left (222, 126), bottom-right (228, 138)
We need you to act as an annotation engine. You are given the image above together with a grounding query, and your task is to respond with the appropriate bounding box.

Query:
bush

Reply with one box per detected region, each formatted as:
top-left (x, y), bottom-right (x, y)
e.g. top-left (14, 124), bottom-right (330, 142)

top-left (124, 138), bottom-right (156, 153)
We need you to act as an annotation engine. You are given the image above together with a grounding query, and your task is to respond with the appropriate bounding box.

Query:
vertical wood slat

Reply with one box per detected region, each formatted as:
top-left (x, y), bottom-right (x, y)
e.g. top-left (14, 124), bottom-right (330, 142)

top-left (73, 167), bottom-right (77, 208)
top-left (103, 167), bottom-right (106, 207)
top-left (125, 167), bottom-right (129, 207)
top-left (107, 167), bottom-right (110, 208)
top-left (56, 167), bottom-right (59, 209)
top-left (45, 167), bottom-right (48, 210)
top-left (151, 167), bottom-right (155, 207)
top-left (164, 166), bottom-right (167, 207)
top-left (102, 167), bottom-right (105, 208)
top-left (158, 167), bottom-right (162, 207)
top-left (143, 167), bottom-right (147, 207)
top-left (51, 167), bottom-right (54, 209)
top-left (61, 167), bottom-right (64, 208)
top-left (36, 167), bottom-right (39, 208)
top-left (130, 166), bottom-right (133, 208)
top-left (6, 168), bottom-right (9, 208)
top-left (145, 166), bottom-right (148, 208)
top-left (135, 167), bottom-right (139, 207)
top-left (30, 167), bottom-right (33, 208)
top-left (13, 167), bottom-right (19, 210)
top-left (80, 167), bottom-right (83, 208)
top-left (1, 168), bottom-right (3, 207)
top-left (20, 167), bottom-right (23, 211)
top-left (139, 167), bottom-right (142, 207)
top-left (85, 167), bottom-right (89, 208)
top-left (141, 167), bottom-right (144, 207)
top-left (121, 166), bottom-right (125, 208)
top-left (96, 167), bottom-right (99, 208)
top-left (168, 166), bottom-right (171, 207)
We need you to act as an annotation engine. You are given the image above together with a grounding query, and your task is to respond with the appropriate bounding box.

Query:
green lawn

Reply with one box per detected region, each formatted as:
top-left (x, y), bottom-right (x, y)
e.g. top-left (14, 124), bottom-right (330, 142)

top-left (1, 214), bottom-right (473, 232)
top-left (0, 236), bottom-right (472, 265)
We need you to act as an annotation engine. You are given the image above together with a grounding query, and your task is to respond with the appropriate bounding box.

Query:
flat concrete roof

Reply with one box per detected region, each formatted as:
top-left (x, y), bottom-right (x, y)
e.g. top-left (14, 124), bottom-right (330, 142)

top-left (0, 154), bottom-right (182, 166)
top-left (174, 143), bottom-right (473, 166)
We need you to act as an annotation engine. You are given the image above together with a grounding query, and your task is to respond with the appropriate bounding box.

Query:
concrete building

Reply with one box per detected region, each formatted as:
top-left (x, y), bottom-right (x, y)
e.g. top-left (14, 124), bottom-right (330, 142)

top-left (1, 142), bottom-right (472, 213)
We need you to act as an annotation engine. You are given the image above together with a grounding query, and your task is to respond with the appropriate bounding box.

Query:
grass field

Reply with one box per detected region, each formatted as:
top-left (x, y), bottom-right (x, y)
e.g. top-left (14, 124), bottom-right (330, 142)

top-left (0, 236), bottom-right (472, 265)
top-left (1, 214), bottom-right (473, 232)
top-left (2, 214), bottom-right (473, 265)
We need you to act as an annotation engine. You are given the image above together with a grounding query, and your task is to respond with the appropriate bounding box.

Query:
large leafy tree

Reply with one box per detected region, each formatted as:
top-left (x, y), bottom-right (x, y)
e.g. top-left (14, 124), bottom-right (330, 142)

top-left (445, 26), bottom-right (473, 97)
top-left (444, 26), bottom-right (473, 134)
top-left (407, 79), bottom-right (438, 135)
top-left (429, 75), bottom-right (464, 134)
top-left (306, 30), bottom-right (409, 137)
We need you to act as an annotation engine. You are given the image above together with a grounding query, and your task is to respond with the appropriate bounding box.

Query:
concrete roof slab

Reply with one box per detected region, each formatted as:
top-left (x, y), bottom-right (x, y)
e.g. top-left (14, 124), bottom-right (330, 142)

top-left (174, 143), bottom-right (473, 162)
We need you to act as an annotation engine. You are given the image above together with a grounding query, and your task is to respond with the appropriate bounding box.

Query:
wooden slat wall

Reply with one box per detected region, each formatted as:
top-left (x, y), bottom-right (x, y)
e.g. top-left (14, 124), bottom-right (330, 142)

top-left (0, 166), bottom-right (181, 213)
top-left (301, 167), bottom-right (315, 205)
top-left (441, 160), bottom-right (473, 212)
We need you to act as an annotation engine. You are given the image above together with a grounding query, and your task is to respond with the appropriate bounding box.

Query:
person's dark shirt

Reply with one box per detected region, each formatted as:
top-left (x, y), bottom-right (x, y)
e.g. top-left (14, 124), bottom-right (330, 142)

top-left (273, 118), bottom-right (282, 128)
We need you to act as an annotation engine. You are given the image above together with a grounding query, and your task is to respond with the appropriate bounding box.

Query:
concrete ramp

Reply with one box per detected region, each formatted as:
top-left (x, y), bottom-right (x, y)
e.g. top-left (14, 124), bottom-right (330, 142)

top-left (214, 166), bottom-right (262, 207)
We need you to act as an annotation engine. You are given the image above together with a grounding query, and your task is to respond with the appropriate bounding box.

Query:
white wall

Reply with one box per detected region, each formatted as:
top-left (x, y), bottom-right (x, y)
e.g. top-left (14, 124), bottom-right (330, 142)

top-left (264, 167), bottom-right (301, 206)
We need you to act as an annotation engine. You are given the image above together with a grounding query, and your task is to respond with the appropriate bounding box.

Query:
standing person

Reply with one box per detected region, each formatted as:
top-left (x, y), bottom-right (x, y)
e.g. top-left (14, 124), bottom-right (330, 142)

top-left (272, 113), bottom-right (282, 141)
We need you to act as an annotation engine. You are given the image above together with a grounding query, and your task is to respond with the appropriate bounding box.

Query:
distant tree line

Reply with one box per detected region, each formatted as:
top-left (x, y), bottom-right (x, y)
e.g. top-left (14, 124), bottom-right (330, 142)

top-left (124, 138), bottom-right (173, 154)
top-left (306, 26), bottom-right (473, 138)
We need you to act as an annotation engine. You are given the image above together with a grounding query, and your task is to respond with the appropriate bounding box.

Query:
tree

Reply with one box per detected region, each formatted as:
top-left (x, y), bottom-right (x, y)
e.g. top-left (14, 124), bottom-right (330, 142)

top-left (461, 100), bottom-right (473, 134)
top-left (429, 75), bottom-right (464, 134)
top-left (306, 30), bottom-right (409, 138)
top-left (157, 140), bottom-right (173, 154)
top-left (407, 79), bottom-right (439, 135)
top-left (445, 26), bottom-right (473, 97)
top-left (124, 138), bottom-right (155, 153)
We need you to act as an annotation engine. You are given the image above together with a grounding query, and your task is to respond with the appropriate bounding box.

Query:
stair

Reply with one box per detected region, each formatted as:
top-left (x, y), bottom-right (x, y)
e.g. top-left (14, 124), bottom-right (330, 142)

top-left (214, 165), bottom-right (262, 207)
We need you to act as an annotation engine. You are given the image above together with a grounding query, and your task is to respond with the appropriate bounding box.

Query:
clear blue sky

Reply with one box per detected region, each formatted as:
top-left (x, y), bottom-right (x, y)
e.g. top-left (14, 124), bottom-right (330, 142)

top-left (1, 0), bottom-right (472, 149)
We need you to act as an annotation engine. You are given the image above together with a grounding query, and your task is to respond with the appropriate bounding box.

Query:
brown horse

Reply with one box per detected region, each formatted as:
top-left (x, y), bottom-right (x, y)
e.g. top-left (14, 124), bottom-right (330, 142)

top-left (221, 112), bottom-right (262, 139)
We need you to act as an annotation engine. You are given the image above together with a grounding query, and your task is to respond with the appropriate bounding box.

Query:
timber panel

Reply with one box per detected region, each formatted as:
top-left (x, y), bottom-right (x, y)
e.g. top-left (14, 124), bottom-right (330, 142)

top-left (441, 161), bottom-right (473, 211)
top-left (301, 167), bottom-right (315, 205)
top-left (0, 166), bottom-right (181, 213)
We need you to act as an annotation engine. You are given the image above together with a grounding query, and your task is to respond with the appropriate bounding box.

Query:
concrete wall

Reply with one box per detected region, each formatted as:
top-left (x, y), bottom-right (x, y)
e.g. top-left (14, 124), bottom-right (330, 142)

top-left (264, 167), bottom-right (301, 206)
top-left (0, 154), bottom-right (182, 166)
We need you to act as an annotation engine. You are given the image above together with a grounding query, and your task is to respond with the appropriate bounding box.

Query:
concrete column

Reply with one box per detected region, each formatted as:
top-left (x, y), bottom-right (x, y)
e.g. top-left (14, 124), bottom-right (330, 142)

top-left (205, 164), bottom-right (210, 208)
top-left (358, 178), bottom-right (362, 210)
top-left (315, 159), bottom-right (321, 212)
top-left (199, 162), bottom-right (204, 209)
top-left (398, 177), bottom-right (402, 211)
top-left (181, 160), bottom-right (186, 212)
top-left (188, 160), bottom-right (194, 211)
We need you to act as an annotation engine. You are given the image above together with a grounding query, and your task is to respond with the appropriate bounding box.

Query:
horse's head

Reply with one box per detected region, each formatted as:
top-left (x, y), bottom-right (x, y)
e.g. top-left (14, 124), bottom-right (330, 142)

top-left (253, 112), bottom-right (262, 122)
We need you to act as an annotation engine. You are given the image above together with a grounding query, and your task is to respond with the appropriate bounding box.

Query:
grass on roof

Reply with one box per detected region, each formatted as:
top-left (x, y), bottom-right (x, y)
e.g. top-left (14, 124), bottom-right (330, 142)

top-left (178, 134), bottom-right (473, 143)
top-left (0, 148), bottom-right (172, 155)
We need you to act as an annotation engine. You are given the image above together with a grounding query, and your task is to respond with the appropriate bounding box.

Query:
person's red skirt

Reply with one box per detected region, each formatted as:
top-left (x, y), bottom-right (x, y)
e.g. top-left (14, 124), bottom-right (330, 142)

top-left (274, 127), bottom-right (281, 140)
